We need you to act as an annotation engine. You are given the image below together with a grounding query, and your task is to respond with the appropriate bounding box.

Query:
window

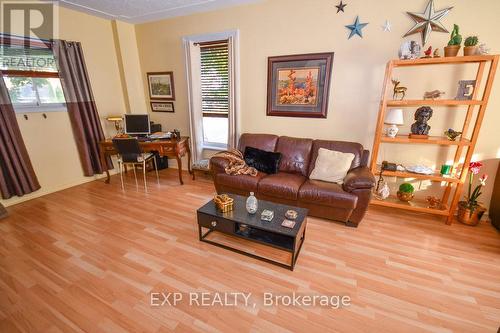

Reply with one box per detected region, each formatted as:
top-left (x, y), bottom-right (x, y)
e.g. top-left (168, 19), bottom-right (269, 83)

top-left (200, 39), bottom-right (229, 147)
top-left (0, 38), bottom-right (66, 112)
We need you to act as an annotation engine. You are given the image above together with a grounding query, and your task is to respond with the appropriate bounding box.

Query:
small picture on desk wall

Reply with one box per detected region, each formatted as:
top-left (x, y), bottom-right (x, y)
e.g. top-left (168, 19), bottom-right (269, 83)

top-left (150, 101), bottom-right (174, 112)
top-left (147, 71), bottom-right (175, 100)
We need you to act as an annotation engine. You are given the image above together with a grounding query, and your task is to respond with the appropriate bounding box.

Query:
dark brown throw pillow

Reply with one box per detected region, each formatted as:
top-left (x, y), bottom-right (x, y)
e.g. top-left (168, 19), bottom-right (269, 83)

top-left (244, 146), bottom-right (282, 174)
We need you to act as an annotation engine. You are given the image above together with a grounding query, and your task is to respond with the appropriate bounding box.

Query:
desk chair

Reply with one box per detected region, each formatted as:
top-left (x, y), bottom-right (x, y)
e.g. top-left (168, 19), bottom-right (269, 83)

top-left (112, 138), bottom-right (160, 191)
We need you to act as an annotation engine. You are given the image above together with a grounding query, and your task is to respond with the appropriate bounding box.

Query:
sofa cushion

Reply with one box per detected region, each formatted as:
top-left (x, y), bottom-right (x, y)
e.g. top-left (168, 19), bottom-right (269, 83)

top-left (216, 172), bottom-right (267, 192)
top-left (299, 180), bottom-right (358, 209)
top-left (258, 173), bottom-right (306, 200)
top-left (238, 133), bottom-right (279, 153)
top-left (308, 140), bottom-right (364, 176)
top-left (276, 136), bottom-right (313, 177)
top-left (309, 148), bottom-right (355, 184)
top-left (244, 146), bottom-right (282, 174)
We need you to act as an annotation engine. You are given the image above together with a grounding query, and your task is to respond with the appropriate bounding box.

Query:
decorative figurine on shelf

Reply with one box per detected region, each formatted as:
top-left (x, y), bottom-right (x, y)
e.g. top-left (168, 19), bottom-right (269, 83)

top-left (397, 183), bottom-right (414, 202)
top-left (455, 80), bottom-right (476, 100)
top-left (444, 128), bottom-right (462, 141)
top-left (433, 48), bottom-right (440, 58)
top-left (478, 43), bottom-right (490, 55)
top-left (444, 24), bottom-right (462, 57)
top-left (426, 196), bottom-right (442, 209)
top-left (410, 106), bottom-right (433, 139)
top-left (423, 90), bottom-right (445, 99)
top-left (378, 183), bottom-right (390, 200)
top-left (399, 40), bottom-right (421, 60)
top-left (423, 46), bottom-right (432, 58)
top-left (392, 79), bottom-right (407, 100)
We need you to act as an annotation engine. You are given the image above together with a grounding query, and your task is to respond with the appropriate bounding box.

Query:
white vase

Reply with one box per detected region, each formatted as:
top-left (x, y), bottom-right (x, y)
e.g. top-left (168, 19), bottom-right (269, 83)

top-left (246, 192), bottom-right (258, 214)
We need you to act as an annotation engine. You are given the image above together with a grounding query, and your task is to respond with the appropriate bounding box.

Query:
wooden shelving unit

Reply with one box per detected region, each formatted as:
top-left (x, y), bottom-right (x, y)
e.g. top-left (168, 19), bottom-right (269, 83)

top-left (370, 55), bottom-right (499, 224)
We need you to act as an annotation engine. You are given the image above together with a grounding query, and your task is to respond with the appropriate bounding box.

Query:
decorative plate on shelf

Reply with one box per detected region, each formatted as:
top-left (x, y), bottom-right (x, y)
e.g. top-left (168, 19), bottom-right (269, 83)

top-left (406, 165), bottom-right (434, 175)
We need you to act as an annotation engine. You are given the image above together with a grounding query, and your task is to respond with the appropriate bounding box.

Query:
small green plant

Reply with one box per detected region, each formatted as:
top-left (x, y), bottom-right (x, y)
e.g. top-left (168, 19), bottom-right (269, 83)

top-left (464, 36), bottom-right (479, 47)
top-left (399, 183), bottom-right (415, 193)
top-left (448, 24), bottom-right (462, 46)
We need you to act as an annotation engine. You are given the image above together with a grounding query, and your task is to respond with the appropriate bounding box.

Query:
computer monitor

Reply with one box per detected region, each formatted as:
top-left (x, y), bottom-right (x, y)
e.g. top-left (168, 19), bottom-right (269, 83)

top-left (124, 114), bottom-right (151, 135)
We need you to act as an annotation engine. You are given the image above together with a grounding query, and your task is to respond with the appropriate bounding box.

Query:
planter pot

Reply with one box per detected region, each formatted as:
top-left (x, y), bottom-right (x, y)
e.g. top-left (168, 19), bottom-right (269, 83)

top-left (444, 45), bottom-right (460, 57)
top-left (463, 46), bottom-right (478, 56)
top-left (457, 201), bottom-right (486, 226)
top-left (397, 191), bottom-right (414, 202)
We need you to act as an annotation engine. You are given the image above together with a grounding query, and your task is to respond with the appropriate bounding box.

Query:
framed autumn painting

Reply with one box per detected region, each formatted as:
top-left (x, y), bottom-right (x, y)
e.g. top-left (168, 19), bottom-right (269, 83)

top-left (266, 52), bottom-right (334, 118)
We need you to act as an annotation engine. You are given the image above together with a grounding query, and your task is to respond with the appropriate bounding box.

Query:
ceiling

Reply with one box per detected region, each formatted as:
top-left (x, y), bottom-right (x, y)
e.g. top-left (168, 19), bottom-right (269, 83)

top-left (58, 0), bottom-right (261, 24)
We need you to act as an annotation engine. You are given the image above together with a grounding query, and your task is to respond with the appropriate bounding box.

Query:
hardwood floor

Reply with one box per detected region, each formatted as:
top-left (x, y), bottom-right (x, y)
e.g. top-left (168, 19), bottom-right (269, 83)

top-left (1, 169), bottom-right (499, 332)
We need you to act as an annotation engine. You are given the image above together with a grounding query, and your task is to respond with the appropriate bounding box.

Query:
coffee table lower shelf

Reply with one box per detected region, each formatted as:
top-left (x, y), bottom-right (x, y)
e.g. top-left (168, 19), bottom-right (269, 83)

top-left (198, 225), bottom-right (306, 271)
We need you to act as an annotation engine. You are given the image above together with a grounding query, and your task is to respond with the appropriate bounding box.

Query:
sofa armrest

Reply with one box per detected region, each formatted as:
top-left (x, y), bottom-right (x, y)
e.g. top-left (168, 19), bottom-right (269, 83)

top-left (209, 156), bottom-right (230, 174)
top-left (343, 166), bottom-right (376, 193)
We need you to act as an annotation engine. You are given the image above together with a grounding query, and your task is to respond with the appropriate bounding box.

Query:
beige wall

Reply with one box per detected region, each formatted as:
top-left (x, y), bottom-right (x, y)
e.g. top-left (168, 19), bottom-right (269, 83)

top-left (1, 5), bottom-right (128, 206)
top-left (135, 0), bottom-right (500, 208)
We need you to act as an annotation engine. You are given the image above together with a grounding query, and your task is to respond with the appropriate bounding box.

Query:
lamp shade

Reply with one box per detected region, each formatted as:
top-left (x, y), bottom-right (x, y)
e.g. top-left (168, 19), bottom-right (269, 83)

top-left (384, 108), bottom-right (404, 125)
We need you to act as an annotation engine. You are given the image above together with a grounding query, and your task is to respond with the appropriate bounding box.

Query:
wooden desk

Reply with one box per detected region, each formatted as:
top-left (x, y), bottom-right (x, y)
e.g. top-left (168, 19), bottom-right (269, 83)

top-left (99, 136), bottom-right (192, 185)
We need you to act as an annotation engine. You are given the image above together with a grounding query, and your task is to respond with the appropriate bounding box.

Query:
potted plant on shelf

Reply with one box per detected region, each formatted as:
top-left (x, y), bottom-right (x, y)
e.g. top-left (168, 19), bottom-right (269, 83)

top-left (397, 183), bottom-right (414, 202)
top-left (444, 24), bottom-right (462, 57)
top-left (458, 162), bottom-right (488, 225)
top-left (464, 36), bottom-right (479, 56)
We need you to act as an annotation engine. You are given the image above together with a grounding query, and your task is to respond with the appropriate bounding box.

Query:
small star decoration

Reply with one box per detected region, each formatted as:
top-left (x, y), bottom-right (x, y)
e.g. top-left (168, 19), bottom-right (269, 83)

top-left (382, 20), bottom-right (392, 32)
top-left (335, 0), bottom-right (347, 13)
top-left (345, 16), bottom-right (368, 39)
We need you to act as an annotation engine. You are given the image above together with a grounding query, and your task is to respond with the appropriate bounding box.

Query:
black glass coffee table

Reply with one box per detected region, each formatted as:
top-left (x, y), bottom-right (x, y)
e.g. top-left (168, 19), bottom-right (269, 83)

top-left (197, 195), bottom-right (308, 270)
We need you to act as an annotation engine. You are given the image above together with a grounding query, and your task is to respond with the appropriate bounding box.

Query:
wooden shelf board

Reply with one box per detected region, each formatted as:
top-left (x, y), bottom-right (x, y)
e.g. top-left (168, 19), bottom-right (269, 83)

top-left (374, 167), bottom-right (460, 183)
top-left (386, 99), bottom-right (482, 106)
top-left (391, 55), bottom-right (498, 67)
top-left (370, 196), bottom-right (449, 216)
top-left (380, 135), bottom-right (471, 146)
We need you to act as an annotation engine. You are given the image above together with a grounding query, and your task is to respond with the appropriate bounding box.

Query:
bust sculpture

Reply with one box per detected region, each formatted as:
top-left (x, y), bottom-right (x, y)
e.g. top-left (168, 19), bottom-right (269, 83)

top-left (411, 106), bottom-right (433, 135)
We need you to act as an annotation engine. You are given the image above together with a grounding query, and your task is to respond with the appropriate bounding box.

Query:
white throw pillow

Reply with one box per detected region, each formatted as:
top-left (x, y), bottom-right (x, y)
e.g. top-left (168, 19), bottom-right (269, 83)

top-left (309, 148), bottom-right (355, 184)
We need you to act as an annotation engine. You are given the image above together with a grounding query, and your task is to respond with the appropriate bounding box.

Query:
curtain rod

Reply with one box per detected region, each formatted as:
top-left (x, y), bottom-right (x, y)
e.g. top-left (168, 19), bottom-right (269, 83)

top-left (0, 33), bottom-right (52, 48)
top-left (193, 39), bottom-right (229, 47)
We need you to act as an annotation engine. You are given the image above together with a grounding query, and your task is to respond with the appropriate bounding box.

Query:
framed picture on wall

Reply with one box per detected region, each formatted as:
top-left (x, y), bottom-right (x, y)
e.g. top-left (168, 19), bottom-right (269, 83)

top-left (266, 52), bottom-right (334, 118)
top-left (147, 71), bottom-right (175, 100)
top-left (150, 101), bottom-right (175, 112)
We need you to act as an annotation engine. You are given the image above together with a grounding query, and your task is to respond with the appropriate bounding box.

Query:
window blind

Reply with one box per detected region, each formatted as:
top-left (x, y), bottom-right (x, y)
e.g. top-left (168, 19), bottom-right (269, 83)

top-left (200, 40), bottom-right (229, 117)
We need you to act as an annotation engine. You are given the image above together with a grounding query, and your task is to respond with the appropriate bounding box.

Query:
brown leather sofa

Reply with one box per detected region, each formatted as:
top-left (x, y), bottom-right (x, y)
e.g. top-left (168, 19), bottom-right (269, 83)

top-left (210, 133), bottom-right (376, 227)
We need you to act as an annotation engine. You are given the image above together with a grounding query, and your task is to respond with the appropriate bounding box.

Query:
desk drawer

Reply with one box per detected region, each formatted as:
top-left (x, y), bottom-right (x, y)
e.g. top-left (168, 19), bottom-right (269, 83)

top-left (197, 212), bottom-right (234, 234)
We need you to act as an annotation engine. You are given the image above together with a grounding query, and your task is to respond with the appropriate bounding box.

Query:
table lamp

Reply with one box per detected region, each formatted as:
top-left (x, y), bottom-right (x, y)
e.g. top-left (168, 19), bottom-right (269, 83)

top-left (106, 116), bottom-right (123, 135)
top-left (384, 108), bottom-right (404, 138)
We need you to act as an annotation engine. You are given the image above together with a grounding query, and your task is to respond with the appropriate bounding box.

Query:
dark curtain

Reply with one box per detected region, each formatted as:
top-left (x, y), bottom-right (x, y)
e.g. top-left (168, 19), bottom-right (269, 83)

top-left (53, 40), bottom-right (111, 176)
top-left (0, 78), bottom-right (41, 199)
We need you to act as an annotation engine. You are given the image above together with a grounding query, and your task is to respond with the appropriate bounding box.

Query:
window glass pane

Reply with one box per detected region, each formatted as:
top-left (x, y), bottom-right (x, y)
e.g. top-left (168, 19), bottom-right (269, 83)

top-left (34, 78), bottom-right (65, 104)
top-left (202, 117), bottom-right (228, 145)
top-left (0, 44), bottom-right (58, 72)
top-left (3, 76), bottom-right (37, 104)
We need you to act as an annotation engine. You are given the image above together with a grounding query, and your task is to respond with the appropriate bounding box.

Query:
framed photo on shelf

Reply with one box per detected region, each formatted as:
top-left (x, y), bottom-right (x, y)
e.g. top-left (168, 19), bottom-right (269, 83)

top-left (267, 52), bottom-right (334, 118)
top-left (150, 101), bottom-right (175, 112)
top-left (147, 71), bottom-right (175, 100)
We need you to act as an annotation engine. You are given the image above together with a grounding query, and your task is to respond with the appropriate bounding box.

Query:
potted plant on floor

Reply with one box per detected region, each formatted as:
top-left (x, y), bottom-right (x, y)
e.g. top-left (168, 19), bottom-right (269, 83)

top-left (444, 24), bottom-right (462, 57)
top-left (463, 36), bottom-right (479, 56)
top-left (457, 162), bottom-right (488, 225)
top-left (397, 183), bottom-right (414, 202)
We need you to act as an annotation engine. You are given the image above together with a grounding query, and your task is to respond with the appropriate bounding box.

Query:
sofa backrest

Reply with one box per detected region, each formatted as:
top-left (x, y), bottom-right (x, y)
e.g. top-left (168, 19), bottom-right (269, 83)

top-left (238, 133), bottom-right (279, 153)
top-left (276, 136), bottom-right (313, 177)
top-left (308, 140), bottom-right (365, 176)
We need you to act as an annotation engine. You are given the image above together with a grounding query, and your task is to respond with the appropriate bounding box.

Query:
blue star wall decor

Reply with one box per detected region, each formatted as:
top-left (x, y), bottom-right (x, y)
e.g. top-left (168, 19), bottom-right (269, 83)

top-left (345, 16), bottom-right (368, 39)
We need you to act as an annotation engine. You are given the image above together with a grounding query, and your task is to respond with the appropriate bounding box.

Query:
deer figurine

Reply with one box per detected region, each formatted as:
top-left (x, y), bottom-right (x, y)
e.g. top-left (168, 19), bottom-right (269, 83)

top-left (392, 79), bottom-right (407, 100)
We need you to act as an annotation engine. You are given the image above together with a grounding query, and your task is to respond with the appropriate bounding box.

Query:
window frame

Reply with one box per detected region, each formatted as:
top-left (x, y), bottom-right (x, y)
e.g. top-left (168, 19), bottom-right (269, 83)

top-left (1, 35), bottom-right (66, 113)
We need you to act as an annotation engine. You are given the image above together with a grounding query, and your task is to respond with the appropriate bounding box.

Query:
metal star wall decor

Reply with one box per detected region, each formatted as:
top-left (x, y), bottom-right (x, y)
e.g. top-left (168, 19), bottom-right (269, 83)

top-left (382, 20), bottom-right (392, 32)
top-left (335, 0), bottom-right (347, 13)
top-left (403, 0), bottom-right (453, 45)
top-left (345, 16), bottom-right (368, 39)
